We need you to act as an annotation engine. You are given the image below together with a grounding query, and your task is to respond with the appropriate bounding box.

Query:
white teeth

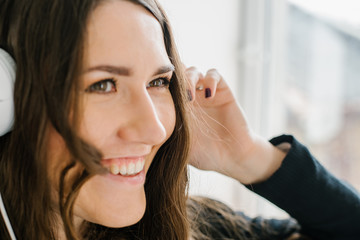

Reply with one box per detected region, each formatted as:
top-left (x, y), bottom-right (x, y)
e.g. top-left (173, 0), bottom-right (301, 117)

top-left (135, 160), bottom-right (143, 173)
top-left (128, 163), bottom-right (135, 175)
top-left (119, 164), bottom-right (127, 175)
top-left (110, 164), bottom-right (120, 175)
top-left (108, 160), bottom-right (145, 176)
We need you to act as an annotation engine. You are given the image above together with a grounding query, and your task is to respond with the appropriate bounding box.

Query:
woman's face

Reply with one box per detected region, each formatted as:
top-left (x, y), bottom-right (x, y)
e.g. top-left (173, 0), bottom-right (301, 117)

top-left (49, 1), bottom-right (176, 228)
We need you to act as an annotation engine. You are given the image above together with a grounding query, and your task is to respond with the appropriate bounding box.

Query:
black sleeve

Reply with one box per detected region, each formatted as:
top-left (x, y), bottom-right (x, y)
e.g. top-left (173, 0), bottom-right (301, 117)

top-left (245, 135), bottom-right (360, 240)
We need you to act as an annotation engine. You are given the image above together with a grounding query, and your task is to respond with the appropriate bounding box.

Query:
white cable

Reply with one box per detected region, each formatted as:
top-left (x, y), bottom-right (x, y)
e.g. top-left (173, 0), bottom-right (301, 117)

top-left (0, 193), bottom-right (17, 240)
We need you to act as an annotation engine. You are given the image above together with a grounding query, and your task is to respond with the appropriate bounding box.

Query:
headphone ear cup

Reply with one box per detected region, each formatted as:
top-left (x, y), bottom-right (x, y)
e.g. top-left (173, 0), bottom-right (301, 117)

top-left (0, 48), bottom-right (16, 137)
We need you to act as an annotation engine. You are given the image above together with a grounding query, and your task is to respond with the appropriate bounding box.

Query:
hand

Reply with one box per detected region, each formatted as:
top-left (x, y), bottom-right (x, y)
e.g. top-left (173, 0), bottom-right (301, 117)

top-left (185, 67), bottom-right (286, 184)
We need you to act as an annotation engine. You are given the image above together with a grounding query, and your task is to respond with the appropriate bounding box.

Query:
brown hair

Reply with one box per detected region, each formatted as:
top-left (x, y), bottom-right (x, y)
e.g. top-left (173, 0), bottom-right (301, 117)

top-left (0, 0), bottom-right (190, 239)
top-left (188, 196), bottom-right (306, 240)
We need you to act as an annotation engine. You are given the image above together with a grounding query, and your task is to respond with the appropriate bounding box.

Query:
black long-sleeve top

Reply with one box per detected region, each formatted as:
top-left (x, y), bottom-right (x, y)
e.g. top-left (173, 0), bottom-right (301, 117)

top-left (247, 135), bottom-right (360, 239)
top-left (189, 135), bottom-right (360, 239)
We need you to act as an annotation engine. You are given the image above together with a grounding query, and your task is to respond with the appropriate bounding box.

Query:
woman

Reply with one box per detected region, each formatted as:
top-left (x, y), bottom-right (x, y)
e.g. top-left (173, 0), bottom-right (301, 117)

top-left (1, 0), bottom-right (359, 239)
top-left (0, 0), bottom-right (190, 239)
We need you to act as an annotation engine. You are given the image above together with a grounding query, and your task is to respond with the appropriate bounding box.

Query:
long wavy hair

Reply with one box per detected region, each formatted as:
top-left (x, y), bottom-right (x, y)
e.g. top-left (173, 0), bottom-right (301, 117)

top-left (0, 0), bottom-right (190, 239)
top-left (187, 196), bottom-right (306, 240)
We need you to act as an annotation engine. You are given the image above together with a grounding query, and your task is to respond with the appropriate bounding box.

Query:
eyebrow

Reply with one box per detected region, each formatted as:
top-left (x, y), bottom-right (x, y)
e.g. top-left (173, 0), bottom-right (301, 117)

top-left (85, 64), bottom-right (175, 76)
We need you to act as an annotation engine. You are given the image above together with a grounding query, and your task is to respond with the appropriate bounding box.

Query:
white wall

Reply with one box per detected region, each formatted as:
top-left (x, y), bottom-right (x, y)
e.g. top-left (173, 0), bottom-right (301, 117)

top-left (158, 0), bottom-right (241, 92)
top-left (157, 0), bottom-right (247, 210)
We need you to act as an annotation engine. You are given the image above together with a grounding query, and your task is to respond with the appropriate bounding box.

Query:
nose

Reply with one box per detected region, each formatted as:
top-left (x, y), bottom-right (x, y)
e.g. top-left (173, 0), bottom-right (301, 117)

top-left (116, 88), bottom-right (167, 146)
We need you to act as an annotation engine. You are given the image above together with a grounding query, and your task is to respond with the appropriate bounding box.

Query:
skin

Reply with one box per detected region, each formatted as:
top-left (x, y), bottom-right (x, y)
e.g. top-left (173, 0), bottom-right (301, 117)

top-left (48, 0), bottom-right (176, 233)
top-left (186, 67), bottom-right (286, 185)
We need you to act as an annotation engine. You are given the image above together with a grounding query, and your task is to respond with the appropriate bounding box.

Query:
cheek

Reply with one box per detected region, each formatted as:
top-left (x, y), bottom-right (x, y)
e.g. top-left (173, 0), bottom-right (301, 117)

top-left (76, 98), bottom-right (114, 148)
top-left (156, 94), bottom-right (176, 139)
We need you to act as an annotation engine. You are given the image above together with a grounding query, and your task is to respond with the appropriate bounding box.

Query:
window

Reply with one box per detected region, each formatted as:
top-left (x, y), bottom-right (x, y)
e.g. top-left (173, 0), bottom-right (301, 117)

top-left (285, 0), bottom-right (360, 192)
top-left (159, 0), bottom-right (360, 218)
top-left (239, 0), bottom-right (360, 217)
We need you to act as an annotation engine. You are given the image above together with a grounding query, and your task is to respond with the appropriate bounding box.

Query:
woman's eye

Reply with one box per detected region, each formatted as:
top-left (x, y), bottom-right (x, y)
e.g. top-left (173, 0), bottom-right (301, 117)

top-left (86, 79), bottom-right (116, 93)
top-left (147, 78), bottom-right (171, 88)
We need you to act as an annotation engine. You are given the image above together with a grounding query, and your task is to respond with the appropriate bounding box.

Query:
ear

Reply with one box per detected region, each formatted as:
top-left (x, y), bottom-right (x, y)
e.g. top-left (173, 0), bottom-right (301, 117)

top-left (0, 48), bottom-right (16, 137)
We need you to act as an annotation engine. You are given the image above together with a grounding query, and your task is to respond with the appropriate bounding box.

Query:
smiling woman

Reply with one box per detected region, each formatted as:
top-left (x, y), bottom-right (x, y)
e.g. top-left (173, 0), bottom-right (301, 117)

top-left (67, 0), bottom-right (177, 229)
top-left (0, 0), bottom-right (189, 239)
top-left (1, 0), bottom-right (360, 240)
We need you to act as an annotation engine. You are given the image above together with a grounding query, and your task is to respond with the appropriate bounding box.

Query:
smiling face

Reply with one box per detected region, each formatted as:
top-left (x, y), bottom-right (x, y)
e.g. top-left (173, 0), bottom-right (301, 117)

top-left (48, 0), bottom-right (176, 228)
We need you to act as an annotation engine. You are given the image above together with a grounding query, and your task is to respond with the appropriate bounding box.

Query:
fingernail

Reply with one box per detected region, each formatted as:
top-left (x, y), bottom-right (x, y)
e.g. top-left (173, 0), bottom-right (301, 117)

top-left (187, 89), bottom-right (193, 101)
top-left (205, 88), bottom-right (211, 98)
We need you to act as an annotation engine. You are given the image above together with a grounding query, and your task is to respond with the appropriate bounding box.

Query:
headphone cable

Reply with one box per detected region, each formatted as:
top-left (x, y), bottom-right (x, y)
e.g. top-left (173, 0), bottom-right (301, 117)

top-left (0, 193), bottom-right (17, 240)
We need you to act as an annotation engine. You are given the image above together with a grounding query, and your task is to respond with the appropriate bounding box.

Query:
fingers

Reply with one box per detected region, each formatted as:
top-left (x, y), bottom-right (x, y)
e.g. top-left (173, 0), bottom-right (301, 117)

top-left (199, 69), bottom-right (221, 99)
top-left (185, 67), bottom-right (222, 102)
top-left (184, 66), bottom-right (203, 102)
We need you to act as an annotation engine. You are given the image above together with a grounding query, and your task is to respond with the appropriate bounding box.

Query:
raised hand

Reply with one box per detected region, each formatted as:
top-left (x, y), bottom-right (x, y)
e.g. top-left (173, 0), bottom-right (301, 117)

top-left (185, 67), bottom-right (286, 184)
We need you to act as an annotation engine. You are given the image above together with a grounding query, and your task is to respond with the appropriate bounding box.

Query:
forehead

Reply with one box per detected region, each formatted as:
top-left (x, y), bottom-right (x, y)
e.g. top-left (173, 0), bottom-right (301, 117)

top-left (84, 1), bottom-right (169, 70)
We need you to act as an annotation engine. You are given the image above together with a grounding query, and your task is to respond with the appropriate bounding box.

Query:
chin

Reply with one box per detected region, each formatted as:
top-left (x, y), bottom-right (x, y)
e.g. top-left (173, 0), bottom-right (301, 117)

top-left (74, 176), bottom-right (147, 228)
top-left (98, 197), bottom-right (147, 228)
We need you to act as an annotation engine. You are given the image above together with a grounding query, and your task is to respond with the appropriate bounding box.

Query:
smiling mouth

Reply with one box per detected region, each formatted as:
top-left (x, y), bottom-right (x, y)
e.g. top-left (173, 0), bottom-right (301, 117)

top-left (103, 158), bottom-right (145, 176)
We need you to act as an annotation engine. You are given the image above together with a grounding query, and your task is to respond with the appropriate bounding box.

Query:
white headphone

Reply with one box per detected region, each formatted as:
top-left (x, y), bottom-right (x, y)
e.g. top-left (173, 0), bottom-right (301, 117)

top-left (0, 49), bottom-right (16, 239)
top-left (0, 48), bottom-right (16, 137)
top-left (0, 50), bottom-right (17, 239)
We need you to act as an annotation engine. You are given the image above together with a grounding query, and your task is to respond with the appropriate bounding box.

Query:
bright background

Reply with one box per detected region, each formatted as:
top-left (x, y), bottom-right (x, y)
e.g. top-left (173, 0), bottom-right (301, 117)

top-left (158, 0), bottom-right (360, 218)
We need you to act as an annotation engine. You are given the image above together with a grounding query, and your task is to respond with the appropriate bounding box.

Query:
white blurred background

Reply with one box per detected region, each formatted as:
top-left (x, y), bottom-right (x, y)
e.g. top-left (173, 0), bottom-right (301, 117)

top-left (158, 0), bottom-right (360, 218)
